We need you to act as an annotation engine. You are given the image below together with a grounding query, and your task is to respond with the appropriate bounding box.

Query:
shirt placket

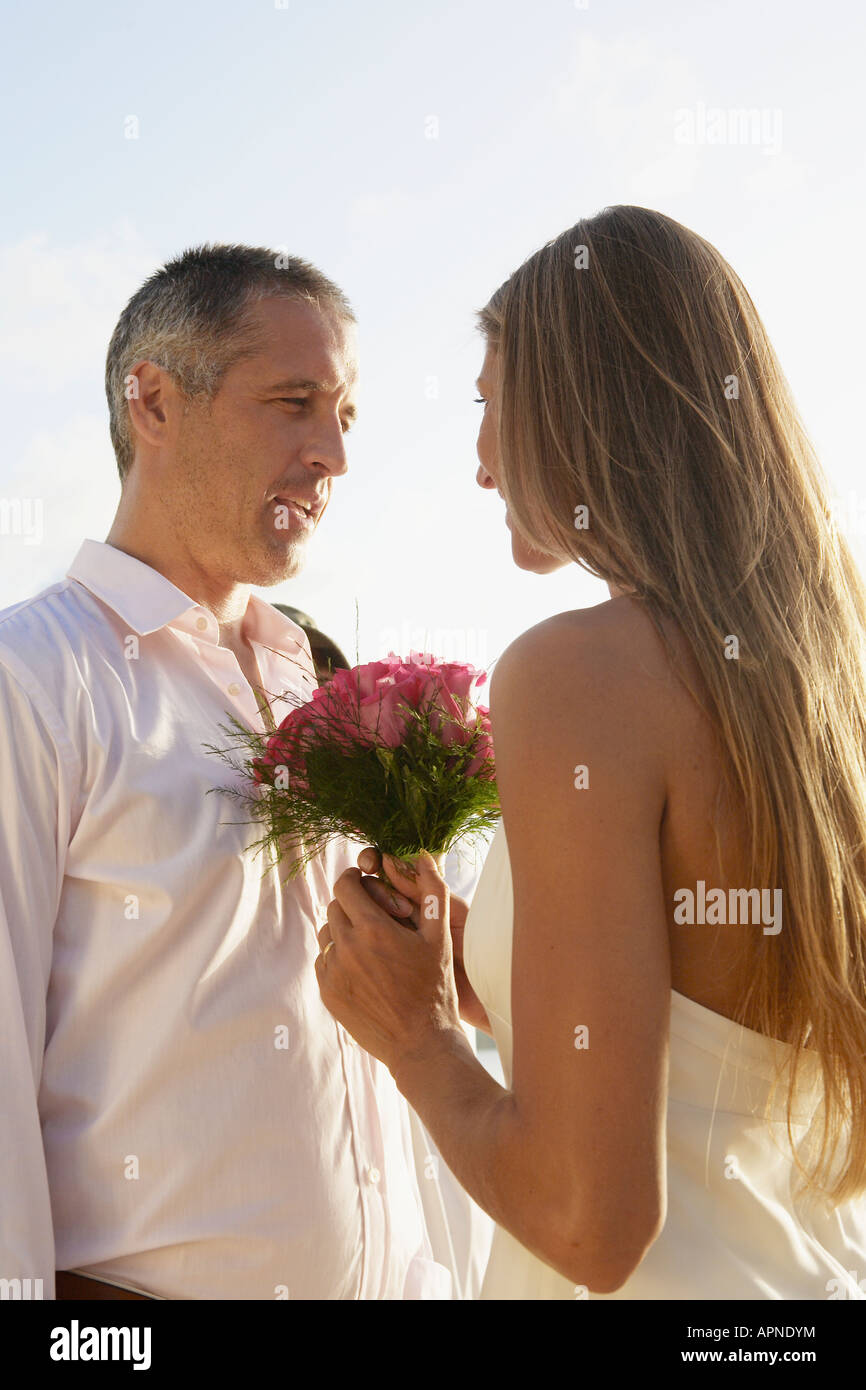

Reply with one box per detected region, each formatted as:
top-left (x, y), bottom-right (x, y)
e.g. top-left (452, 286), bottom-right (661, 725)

top-left (261, 630), bottom-right (393, 1298)
top-left (246, 636), bottom-right (318, 729)
top-left (204, 622), bottom-right (391, 1297)
top-left (330, 1021), bottom-right (391, 1298)
top-left (168, 609), bottom-right (263, 733)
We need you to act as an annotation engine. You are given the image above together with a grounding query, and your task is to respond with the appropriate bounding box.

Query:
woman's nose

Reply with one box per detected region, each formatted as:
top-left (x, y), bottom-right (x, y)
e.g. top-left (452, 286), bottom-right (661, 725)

top-left (476, 462), bottom-right (498, 490)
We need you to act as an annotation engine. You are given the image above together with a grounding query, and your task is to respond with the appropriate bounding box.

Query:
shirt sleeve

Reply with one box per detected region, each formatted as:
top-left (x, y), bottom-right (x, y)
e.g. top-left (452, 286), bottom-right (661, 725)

top-left (0, 649), bottom-right (77, 1298)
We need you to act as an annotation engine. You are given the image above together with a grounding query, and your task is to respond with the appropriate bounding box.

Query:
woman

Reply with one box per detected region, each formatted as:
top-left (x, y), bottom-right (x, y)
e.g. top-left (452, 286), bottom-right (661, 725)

top-left (315, 206), bottom-right (866, 1298)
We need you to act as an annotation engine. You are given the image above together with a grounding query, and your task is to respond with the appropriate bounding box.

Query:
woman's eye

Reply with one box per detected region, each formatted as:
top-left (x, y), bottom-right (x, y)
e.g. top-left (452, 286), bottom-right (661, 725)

top-left (474, 396), bottom-right (487, 405)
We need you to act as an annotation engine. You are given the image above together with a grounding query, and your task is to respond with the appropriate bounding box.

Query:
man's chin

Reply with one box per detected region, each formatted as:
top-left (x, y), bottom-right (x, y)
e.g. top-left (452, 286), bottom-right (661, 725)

top-left (249, 538), bottom-right (309, 586)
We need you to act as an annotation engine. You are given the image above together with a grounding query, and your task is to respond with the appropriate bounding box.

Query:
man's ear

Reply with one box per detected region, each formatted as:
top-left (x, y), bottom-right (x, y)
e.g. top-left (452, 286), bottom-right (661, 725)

top-left (125, 360), bottom-right (180, 451)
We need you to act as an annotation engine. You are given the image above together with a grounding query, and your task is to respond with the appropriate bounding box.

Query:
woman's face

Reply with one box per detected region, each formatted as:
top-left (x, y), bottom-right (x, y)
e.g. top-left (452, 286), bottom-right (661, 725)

top-left (474, 341), bottom-right (570, 575)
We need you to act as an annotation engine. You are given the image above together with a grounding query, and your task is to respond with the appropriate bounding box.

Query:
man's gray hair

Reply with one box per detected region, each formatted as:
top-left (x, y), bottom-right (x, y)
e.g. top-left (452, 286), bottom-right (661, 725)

top-left (105, 243), bottom-right (355, 482)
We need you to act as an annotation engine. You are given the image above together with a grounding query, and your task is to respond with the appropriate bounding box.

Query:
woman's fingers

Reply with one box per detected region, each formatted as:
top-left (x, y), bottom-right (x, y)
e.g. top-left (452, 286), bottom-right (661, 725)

top-left (383, 853), bottom-right (449, 944)
top-left (356, 847), bottom-right (415, 915)
top-left (318, 897), bottom-right (353, 953)
top-left (381, 852), bottom-right (439, 900)
top-left (333, 866), bottom-right (396, 929)
top-left (340, 853), bottom-right (447, 936)
top-left (362, 875), bottom-right (414, 919)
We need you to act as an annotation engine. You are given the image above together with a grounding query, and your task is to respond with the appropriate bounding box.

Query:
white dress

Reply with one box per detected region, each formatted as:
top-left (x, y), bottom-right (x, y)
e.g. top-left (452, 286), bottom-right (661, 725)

top-left (463, 821), bottom-right (866, 1300)
top-left (405, 837), bottom-right (496, 1299)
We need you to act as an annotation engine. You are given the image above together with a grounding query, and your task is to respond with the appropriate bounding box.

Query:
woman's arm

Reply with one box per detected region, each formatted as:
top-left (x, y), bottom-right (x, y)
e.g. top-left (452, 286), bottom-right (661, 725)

top-left (324, 607), bottom-right (672, 1292)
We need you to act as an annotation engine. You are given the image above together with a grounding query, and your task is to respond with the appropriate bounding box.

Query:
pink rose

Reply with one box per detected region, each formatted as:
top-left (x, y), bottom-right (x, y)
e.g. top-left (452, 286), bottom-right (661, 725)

top-left (465, 707), bottom-right (496, 779)
top-left (252, 725), bottom-right (304, 786)
top-left (357, 676), bottom-right (421, 747)
top-left (421, 662), bottom-right (488, 751)
top-left (256, 653), bottom-right (494, 774)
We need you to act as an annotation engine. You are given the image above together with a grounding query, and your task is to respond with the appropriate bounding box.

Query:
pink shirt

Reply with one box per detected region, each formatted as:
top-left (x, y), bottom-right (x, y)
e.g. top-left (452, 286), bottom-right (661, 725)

top-left (0, 538), bottom-right (451, 1299)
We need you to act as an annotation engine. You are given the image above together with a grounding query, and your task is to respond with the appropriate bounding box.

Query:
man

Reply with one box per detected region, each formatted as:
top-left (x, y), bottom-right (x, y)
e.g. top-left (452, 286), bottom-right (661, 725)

top-left (0, 244), bottom-right (452, 1299)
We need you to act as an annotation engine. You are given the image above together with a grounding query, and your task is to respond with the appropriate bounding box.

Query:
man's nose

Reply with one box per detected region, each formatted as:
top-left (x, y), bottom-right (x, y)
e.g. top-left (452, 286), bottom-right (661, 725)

top-left (303, 417), bottom-right (350, 477)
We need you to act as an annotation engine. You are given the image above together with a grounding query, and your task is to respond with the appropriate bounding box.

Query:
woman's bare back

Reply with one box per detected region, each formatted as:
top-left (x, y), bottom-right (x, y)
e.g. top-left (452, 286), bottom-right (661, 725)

top-left (579, 595), bottom-right (788, 1040)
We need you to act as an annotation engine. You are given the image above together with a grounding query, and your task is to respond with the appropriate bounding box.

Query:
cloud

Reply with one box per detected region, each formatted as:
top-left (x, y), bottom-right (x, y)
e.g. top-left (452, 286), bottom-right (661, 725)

top-left (0, 413), bottom-right (118, 608)
top-left (552, 34), bottom-right (699, 144)
top-left (743, 146), bottom-right (812, 198)
top-left (0, 222), bottom-right (157, 391)
top-left (546, 34), bottom-right (703, 202)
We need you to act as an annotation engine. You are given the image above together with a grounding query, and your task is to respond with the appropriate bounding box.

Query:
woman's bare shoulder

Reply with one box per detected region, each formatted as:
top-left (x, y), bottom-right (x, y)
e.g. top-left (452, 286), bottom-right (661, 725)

top-left (491, 595), bottom-right (700, 733)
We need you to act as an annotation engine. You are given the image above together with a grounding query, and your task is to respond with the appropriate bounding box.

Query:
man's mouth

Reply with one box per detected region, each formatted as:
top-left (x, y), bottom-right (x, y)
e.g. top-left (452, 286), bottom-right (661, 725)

top-left (270, 494), bottom-right (325, 528)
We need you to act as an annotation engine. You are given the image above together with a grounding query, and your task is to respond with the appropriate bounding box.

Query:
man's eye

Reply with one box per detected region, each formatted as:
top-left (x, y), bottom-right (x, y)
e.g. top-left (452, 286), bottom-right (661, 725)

top-left (278, 397), bottom-right (308, 406)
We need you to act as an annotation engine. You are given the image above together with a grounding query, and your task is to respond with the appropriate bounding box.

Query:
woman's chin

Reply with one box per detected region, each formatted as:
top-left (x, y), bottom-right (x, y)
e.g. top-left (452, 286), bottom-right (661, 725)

top-left (512, 538), bottom-right (569, 574)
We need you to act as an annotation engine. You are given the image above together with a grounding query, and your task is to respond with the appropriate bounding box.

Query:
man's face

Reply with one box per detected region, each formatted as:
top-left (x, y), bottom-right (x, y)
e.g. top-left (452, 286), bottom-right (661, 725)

top-left (165, 296), bottom-right (358, 586)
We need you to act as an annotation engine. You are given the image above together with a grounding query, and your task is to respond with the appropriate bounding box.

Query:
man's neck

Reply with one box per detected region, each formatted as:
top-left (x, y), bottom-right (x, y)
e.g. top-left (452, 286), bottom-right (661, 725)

top-left (105, 525), bottom-right (252, 630)
top-left (105, 508), bottom-right (273, 713)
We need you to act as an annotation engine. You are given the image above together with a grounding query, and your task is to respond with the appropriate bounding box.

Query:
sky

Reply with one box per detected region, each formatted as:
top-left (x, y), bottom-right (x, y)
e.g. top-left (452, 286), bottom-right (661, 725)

top-left (2, 0), bottom-right (865, 672)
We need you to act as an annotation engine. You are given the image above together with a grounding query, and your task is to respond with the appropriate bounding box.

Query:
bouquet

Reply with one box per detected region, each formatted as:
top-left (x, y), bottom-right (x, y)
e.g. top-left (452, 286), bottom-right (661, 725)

top-left (206, 651), bottom-right (500, 880)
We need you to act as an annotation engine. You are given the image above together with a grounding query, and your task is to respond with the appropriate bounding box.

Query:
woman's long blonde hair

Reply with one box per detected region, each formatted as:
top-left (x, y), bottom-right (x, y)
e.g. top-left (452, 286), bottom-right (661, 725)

top-left (479, 205), bottom-right (866, 1205)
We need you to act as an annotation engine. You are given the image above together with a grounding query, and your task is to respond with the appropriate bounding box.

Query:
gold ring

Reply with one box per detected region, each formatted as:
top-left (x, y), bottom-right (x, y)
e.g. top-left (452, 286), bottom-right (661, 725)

top-left (322, 940), bottom-right (335, 960)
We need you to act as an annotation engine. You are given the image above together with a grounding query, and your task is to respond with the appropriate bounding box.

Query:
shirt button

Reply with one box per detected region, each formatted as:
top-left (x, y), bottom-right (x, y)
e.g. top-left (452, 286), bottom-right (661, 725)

top-left (195, 616), bottom-right (208, 631)
top-left (367, 1167), bottom-right (381, 1185)
top-left (227, 682), bottom-right (242, 695)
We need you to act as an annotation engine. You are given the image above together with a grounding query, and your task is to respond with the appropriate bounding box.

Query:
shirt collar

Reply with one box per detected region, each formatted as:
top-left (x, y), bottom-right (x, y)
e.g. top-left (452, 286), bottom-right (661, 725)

top-left (66, 539), bottom-right (309, 658)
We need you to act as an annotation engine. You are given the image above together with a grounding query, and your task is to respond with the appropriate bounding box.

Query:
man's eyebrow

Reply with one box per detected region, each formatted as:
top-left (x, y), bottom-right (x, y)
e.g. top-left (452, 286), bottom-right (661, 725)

top-left (267, 377), bottom-right (329, 392)
top-left (267, 377), bottom-right (358, 417)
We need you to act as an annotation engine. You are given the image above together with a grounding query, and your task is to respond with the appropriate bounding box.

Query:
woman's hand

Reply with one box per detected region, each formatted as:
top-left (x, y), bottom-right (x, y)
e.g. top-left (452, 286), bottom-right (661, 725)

top-left (315, 850), bottom-right (464, 1075)
top-left (447, 893), bottom-right (494, 1035)
top-left (358, 848), bottom-right (493, 1034)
